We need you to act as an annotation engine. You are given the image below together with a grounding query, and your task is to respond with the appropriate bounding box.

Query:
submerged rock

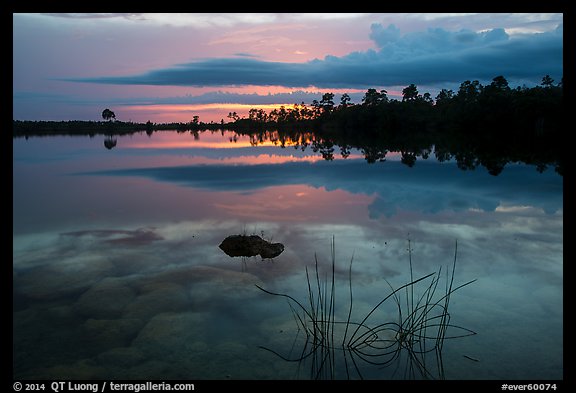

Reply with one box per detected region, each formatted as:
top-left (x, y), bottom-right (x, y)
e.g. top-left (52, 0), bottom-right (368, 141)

top-left (219, 235), bottom-right (284, 259)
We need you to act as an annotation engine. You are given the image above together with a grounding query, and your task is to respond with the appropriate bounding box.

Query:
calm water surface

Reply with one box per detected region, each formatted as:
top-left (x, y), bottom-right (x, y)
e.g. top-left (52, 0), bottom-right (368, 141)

top-left (13, 130), bottom-right (563, 380)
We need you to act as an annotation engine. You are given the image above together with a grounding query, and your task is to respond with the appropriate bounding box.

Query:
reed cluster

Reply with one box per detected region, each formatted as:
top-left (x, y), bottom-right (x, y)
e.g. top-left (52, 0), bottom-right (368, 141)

top-left (256, 238), bottom-right (477, 379)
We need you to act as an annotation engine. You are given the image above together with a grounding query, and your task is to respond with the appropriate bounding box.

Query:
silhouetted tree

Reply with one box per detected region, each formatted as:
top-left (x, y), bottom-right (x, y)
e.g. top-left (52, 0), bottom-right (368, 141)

top-left (102, 108), bottom-right (116, 121)
top-left (319, 93), bottom-right (335, 114)
top-left (435, 89), bottom-right (454, 103)
top-left (490, 75), bottom-right (510, 91)
top-left (362, 88), bottom-right (388, 106)
top-left (248, 108), bottom-right (268, 123)
top-left (541, 75), bottom-right (555, 88)
top-left (457, 80), bottom-right (482, 102)
top-left (340, 93), bottom-right (351, 108)
top-left (402, 84), bottom-right (419, 102)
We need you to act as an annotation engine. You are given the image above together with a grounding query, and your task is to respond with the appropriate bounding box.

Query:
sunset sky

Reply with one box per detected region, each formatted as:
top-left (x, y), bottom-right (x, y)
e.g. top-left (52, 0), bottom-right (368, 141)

top-left (13, 13), bottom-right (563, 124)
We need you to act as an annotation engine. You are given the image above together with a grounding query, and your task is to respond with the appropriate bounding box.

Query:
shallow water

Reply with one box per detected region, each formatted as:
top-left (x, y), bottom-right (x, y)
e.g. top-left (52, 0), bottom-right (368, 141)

top-left (13, 130), bottom-right (563, 380)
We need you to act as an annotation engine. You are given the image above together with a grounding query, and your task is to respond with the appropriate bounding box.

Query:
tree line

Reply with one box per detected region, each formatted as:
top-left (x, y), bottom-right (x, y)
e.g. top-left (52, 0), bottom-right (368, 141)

top-left (228, 75), bottom-right (562, 137)
top-left (225, 75), bottom-right (563, 175)
top-left (12, 75), bottom-right (562, 175)
top-left (14, 74), bottom-right (562, 137)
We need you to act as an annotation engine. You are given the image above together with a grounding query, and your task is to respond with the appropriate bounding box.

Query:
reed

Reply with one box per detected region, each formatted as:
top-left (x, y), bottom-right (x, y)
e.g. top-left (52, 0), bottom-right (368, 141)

top-left (256, 237), bottom-right (477, 380)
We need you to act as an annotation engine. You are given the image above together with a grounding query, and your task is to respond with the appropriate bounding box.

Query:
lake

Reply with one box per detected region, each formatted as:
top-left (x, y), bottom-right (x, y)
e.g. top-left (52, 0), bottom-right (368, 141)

top-left (13, 130), bottom-right (563, 380)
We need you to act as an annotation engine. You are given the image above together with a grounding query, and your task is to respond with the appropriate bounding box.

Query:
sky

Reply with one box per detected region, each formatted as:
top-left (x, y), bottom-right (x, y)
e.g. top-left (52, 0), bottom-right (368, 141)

top-left (13, 13), bottom-right (563, 124)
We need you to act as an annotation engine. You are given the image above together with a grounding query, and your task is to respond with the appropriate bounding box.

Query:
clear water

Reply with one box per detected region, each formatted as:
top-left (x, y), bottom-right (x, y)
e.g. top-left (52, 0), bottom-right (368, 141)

top-left (13, 130), bottom-right (563, 380)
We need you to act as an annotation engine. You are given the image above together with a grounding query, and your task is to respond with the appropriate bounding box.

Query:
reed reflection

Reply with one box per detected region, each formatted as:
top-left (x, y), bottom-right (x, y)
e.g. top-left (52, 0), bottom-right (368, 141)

top-left (257, 239), bottom-right (477, 380)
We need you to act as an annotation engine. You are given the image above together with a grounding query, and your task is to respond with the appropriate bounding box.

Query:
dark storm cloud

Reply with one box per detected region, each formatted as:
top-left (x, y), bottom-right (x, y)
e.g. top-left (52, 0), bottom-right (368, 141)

top-left (14, 90), bottom-right (333, 107)
top-left (65, 25), bottom-right (562, 88)
top-left (233, 53), bottom-right (262, 58)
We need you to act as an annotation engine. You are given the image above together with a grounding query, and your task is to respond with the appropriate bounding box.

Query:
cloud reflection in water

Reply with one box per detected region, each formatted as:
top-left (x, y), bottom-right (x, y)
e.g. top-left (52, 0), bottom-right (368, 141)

top-left (87, 159), bottom-right (562, 217)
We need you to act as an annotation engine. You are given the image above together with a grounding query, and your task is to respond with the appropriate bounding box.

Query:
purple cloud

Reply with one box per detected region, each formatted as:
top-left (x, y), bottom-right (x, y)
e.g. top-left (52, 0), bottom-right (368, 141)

top-left (63, 25), bottom-right (562, 89)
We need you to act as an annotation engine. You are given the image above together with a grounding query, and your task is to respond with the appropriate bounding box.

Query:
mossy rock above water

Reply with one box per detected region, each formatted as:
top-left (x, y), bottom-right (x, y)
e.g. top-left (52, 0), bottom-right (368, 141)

top-left (219, 235), bottom-right (284, 259)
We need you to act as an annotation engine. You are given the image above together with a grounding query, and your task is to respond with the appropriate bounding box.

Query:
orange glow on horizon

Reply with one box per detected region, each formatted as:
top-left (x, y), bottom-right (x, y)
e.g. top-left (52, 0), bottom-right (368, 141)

top-left (123, 102), bottom-right (296, 123)
top-left (117, 85), bottom-right (378, 123)
top-left (127, 103), bottom-right (295, 113)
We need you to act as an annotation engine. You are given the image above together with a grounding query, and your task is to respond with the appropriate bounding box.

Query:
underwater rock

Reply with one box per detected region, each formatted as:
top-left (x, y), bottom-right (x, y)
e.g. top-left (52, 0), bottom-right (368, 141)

top-left (24, 359), bottom-right (106, 380)
top-left (15, 255), bottom-right (116, 300)
top-left (123, 283), bottom-right (190, 321)
top-left (83, 318), bottom-right (143, 350)
top-left (97, 347), bottom-right (146, 369)
top-left (74, 278), bottom-right (137, 319)
top-left (219, 235), bottom-right (284, 259)
top-left (132, 312), bottom-right (209, 357)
